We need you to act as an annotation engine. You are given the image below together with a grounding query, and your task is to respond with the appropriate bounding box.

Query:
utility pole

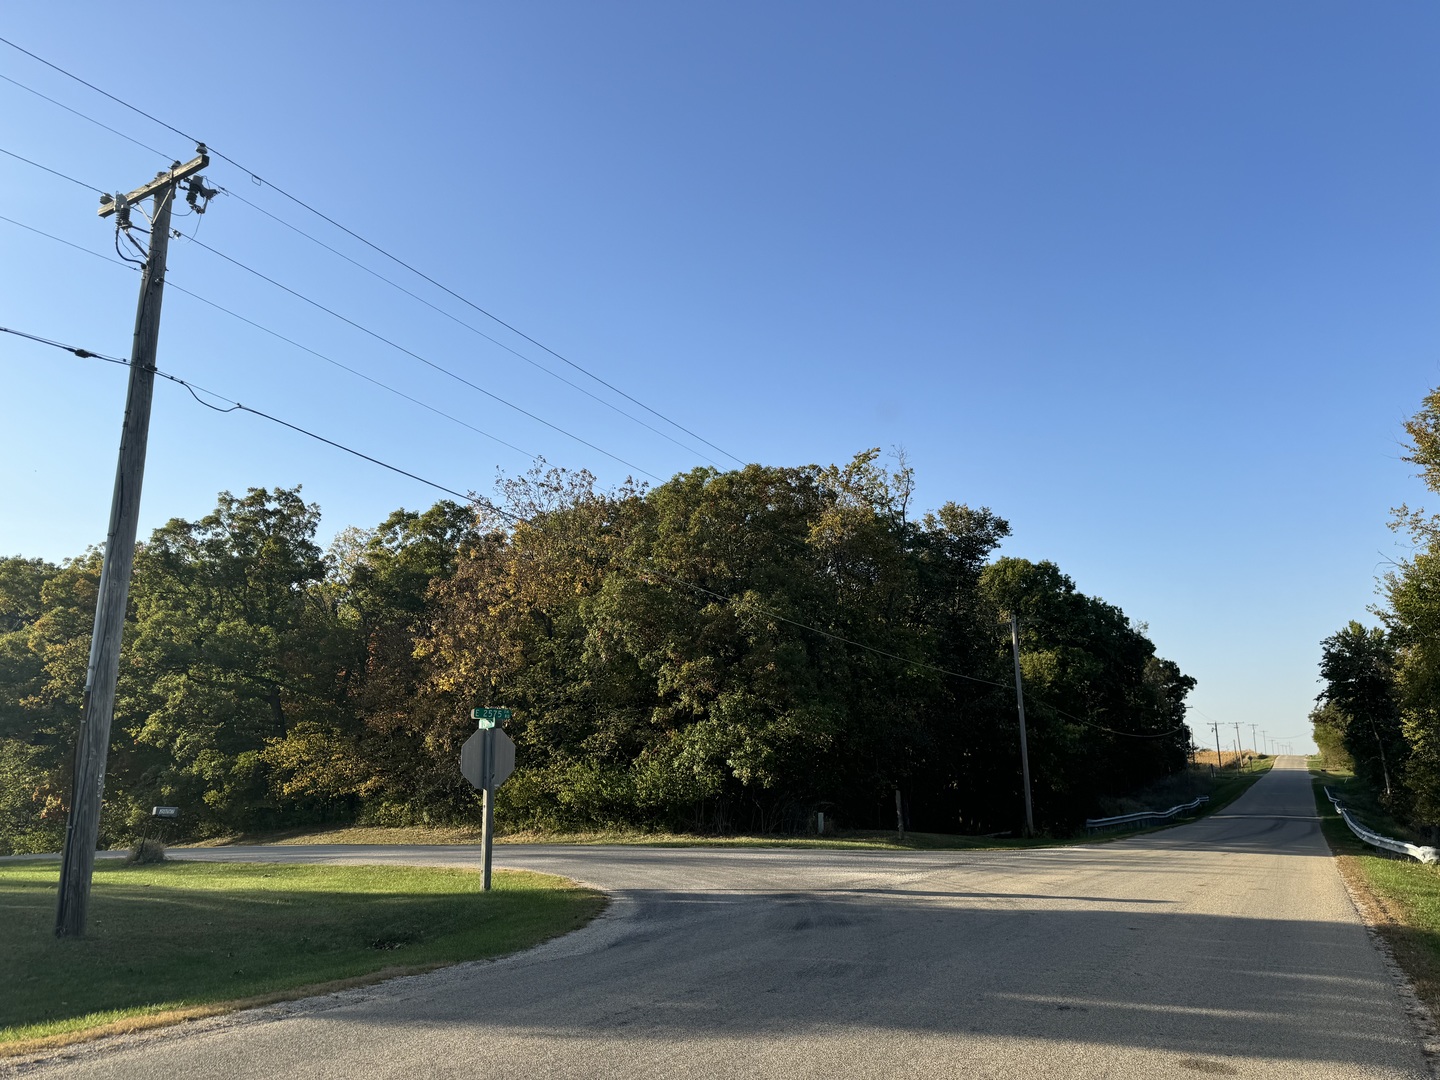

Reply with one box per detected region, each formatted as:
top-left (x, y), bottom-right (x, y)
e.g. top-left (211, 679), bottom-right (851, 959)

top-left (54, 149), bottom-right (211, 939)
top-left (1250, 724), bottom-right (1259, 756)
top-left (1210, 721), bottom-right (1225, 769)
top-left (1233, 723), bottom-right (1245, 762)
top-left (1008, 613), bottom-right (1035, 838)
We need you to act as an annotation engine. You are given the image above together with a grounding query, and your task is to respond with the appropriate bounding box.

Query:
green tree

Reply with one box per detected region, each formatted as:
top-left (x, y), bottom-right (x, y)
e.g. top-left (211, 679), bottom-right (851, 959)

top-left (1378, 389), bottom-right (1440, 825)
top-left (118, 487), bottom-right (341, 834)
top-left (980, 558), bottom-right (1193, 831)
top-left (1318, 621), bottom-right (1403, 802)
top-left (1310, 701), bottom-right (1353, 770)
top-left (264, 500), bottom-right (479, 822)
top-left (0, 552), bottom-right (103, 852)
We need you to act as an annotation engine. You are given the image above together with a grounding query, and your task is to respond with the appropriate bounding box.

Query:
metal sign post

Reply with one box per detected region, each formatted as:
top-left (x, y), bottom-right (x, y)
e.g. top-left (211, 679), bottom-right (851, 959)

top-left (460, 708), bottom-right (515, 890)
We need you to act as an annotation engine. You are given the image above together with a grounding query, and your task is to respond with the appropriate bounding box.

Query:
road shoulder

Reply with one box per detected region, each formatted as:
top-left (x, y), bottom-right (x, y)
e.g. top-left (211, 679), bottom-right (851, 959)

top-left (1310, 770), bottom-right (1440, 1074)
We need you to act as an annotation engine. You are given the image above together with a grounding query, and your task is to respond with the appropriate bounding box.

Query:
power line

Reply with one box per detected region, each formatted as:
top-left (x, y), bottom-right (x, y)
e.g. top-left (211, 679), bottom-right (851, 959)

top-left (0, 326), bottom-right (476, 502)
top-left (3, 323), bottom-right (1187, 743)
top-left (0, 167), bottom-right (661, 481)
top-left (216, 185), bottom-right (727, 469)
top-left (1023, 697), bottom-right (1187, 740)
top-left (0, 33), bottom-right (745, 468)
top-left (0, 145), bottom-right (104, 194)
top-left (0, 211), bottom-right (133, 269)
top-left (186, 235), bottom-right (665, 482)
top-left (0, 324), bottom-right (126, 364)
top-left (0, 210), bottom-right (532, 459)
top-left (0, 66), bottom-right (727, 470)
top-left (165, 281), bottom-right (536, 461)
top-left (0, 136), bottom-right (704, 477)
top-left (0, 36), bottom-right (196, 146)
top-left (0, 71), bottom-right (170, 160)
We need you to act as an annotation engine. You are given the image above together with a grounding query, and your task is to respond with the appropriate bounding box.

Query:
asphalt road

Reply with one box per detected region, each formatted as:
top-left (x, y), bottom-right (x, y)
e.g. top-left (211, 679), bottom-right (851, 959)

top-left (12, 757), bottom-right (1433, 1078)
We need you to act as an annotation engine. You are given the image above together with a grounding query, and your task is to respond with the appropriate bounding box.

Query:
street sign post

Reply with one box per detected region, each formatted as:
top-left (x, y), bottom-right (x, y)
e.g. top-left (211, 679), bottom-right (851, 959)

top-left (460, 710), bottom-right (516, 890)
top-left (471, 707), bottom-right (511, 730)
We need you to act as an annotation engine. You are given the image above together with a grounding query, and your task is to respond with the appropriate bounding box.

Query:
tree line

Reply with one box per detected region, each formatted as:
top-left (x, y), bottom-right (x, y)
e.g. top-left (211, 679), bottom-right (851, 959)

top-left (1313, 388), bottom-right (1440, 837)
top-left (0, 450), bottom-right (1195, 853)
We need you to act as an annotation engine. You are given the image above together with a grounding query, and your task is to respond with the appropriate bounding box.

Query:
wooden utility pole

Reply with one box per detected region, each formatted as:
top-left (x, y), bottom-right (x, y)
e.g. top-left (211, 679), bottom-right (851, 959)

top-left (1008, 613), bottom-right (1035, 838)
top-left (54, 150), bottom-right (210, 939)
top-left (1210, 721), bottom-right (1225, 769)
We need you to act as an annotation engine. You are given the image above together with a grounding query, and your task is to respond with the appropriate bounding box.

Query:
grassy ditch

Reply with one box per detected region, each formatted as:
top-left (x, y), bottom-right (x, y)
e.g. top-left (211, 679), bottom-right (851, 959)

top-left (1309, 765), bottom-right (1440, 1018)
top-left (0, 860), bottom-right (604, 1053)
top-left (1090, 755), bottom-right (1273, 825)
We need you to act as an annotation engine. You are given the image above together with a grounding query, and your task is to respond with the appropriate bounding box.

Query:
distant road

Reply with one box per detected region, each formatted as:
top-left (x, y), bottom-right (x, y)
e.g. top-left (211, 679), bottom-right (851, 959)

top-left (16, 758), bottom-right (1431, 1078)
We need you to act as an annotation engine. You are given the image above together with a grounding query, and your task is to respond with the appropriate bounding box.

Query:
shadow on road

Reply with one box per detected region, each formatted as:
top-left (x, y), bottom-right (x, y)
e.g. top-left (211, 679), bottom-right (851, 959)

top-left (277, 886), bottom-right (1408, 1073)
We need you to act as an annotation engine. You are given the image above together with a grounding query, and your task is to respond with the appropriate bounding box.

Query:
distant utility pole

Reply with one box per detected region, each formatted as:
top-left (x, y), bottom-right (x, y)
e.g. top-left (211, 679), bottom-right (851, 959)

top-left (1233, 723), bottom-right (1244, 760)
top-left (54, 149), bottom-right (213, 939)
top-left (1250, 724), bottom-right (1259, 755)
top-left (1008, 613), bottom-right (1035, 838)
top-left (1210, 721), bottom-right (1224, 769)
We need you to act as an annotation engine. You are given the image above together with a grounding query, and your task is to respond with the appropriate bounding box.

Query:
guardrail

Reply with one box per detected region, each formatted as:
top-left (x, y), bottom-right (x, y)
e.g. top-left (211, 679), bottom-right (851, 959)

top-left (1324, 787), bottom-right (1438, 864)
top-left (1084, 795), bottom-right (1209, 834)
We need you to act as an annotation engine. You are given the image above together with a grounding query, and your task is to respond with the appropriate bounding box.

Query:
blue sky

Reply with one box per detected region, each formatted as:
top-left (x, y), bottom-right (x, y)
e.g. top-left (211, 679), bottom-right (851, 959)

top-left (3, 2), bottom-right (1437, 754)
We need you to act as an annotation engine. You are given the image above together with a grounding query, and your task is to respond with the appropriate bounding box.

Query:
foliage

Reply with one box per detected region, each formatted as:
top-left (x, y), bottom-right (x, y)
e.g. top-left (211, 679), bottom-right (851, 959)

top-left (1310, 701), bottom-right (1354, 771)
top-left (1315, 384), bottom-right (1440, 831)
top-left (0, 455), bottom-right (1194, 850)
top-left (124, 838), bottom-right (166, 865)
top-left (1317, 621), bottom-right (1406, 810)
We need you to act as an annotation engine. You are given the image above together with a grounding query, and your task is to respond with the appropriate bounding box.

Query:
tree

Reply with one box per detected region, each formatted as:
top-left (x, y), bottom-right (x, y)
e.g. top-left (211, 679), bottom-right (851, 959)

top-left (1378, 389), bottom-right (1440, 824)
top-left (0, 457), bottom-right (1195, 851)
top-left (264, 500), bottom-right (480, 821)
top-left (980, 558), bottom-right (1193, 831)
top-left (118, 487), bottom-right (340, 834)
top-left (0, 553), bottom-right (109, 852)
top-left (1310, 701), bottom-right (1352, 770)
top-left (1318, 622), bottom-right (1403, 801)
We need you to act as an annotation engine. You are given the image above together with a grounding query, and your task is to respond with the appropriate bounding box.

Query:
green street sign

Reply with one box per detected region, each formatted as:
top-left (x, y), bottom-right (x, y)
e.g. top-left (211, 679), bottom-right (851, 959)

top-left (472, 707), bottom-right (512, 727)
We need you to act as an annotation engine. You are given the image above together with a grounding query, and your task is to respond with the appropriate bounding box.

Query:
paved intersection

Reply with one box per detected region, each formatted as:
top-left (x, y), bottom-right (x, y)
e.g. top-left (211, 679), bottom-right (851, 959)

top-left (14, 758), bottom-right (1431, 1078)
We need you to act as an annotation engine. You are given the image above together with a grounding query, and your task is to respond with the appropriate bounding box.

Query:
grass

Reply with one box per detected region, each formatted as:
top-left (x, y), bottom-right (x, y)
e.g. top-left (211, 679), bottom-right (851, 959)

top-left (186, 762), bottom-right (1276, 853)
top-left (189, 823), bottom-right (1073, 851)
top-left (0, 860), bottom-right (604, 1052)
top-left (1308, 763), bottom-right (1440, 1019)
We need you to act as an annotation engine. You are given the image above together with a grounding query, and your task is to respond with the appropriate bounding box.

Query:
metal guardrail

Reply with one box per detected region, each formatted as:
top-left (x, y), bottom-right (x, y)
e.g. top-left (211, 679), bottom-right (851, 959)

top-left (1084, 795), bottom-right (1209, 834)
top-left (1324, 787), bottom-right (1438, 864)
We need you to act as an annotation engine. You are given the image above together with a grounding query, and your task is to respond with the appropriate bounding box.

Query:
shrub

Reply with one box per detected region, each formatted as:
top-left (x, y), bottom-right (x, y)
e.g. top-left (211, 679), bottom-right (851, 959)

top-left (125, 838), bottom-right (167, 864)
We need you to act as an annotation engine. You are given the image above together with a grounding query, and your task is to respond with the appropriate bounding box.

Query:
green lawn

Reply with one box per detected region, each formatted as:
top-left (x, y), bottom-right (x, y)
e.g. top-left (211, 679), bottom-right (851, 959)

top-left (0, 860), bottom-right (604, 1050)
top-left (1309, 766), bottom-right (1440, 1015)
